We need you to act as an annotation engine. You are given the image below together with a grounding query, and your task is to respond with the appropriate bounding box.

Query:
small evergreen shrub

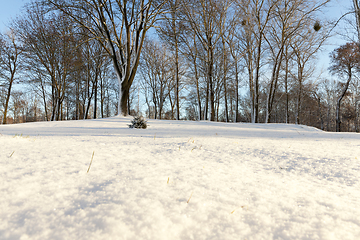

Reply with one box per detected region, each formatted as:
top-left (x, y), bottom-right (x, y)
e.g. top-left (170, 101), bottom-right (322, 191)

top-left (128, 116), bottom-right (148, 129)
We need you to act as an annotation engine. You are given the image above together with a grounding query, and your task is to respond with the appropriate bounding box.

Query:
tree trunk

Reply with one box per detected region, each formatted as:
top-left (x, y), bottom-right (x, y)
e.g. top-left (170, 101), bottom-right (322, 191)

top-left (119, 82), bottom-right (131, 117)
top-left (265, 49), bottom-right (283, 123)
top-left (204, 76), bottom-right (209, 120)
top-left (254, 36), bottom-right (262, 123)
top-left (40, 81), bottom-right (49, 121)
top-left (285, 52), bottom-right (289, 124)
top-left (94, 76), bottom-right (98, 119)
top-left (2, 80), bottom-right (13, 124)
top-left (175, 36), bottom-right (180, 120)
top-left (235, 60), bottom-right (239, 123)
top-left (209, 46), bottom-right (215, 121)
top-left (194, 62), bottom-right (202, 121)
top-left (318, 99), bottom-right (324, 130)
top-left (222, 36), bottom-right (229, 122)
top-left (296, 62), bottom-right (304, 125)
top-left (336, 68), bottom-right (352, 132)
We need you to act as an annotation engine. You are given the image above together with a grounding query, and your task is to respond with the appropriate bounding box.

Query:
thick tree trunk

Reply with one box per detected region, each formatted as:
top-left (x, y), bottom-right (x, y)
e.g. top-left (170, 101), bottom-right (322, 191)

top-left (119, 83), bottom-right (130, 117)
top-left (2, 81), bottom-right (13, 124)
top-left (336, 99), bottom-right (341, 132)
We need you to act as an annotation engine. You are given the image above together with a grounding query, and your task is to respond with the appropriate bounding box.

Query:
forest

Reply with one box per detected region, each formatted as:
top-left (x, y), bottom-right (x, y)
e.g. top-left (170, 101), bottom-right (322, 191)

top-left (1, 0), bottom-right (360, 132)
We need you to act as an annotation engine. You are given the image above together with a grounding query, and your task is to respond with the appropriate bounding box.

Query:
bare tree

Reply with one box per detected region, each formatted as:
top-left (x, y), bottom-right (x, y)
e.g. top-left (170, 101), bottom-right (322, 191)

top-left (158, 0), bottom-right (184, 120)
top-left (0, 30), bottom-right (23, 124)
top-left (329, 42), bottom-right (360, 132)
top-left (45, 0), bottom-right (168, 116)
top-left (181, 0), bottom-right (226, 121)
top-left (227, 32), bottom-right (244, 122)
top-left (140, 39), bottom-right (172, 119)
top-left (181, 30), bottom-right (204, 121)
top-left (236, 0), bottom-right (280, 123)
top-left (15, 7), bottom-right (78, 121)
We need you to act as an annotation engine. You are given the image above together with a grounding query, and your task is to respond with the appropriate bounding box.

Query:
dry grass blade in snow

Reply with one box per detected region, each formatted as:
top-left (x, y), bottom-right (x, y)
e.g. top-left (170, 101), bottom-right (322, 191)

top-left (87, 151), bottom-right (95, 173)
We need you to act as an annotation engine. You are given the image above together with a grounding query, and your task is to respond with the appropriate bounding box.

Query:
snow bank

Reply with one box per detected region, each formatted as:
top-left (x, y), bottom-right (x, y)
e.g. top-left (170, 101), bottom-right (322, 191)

top-left (1, 117), bottom-right (359, 239)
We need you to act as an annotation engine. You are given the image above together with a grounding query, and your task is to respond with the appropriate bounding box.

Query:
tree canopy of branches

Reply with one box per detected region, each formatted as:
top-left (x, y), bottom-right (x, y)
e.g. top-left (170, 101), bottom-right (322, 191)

top-left (329, 42), bottom-right (360, 132)
top-left (0, 30), bottom-right (23, 124)
top-left (44, 0), bottom-right (169, 116)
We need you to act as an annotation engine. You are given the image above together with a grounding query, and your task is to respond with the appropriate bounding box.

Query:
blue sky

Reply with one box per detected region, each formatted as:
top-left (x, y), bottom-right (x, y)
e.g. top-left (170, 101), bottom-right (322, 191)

top-left (0, 0), bottom-right (353, 74)
top-left (0, 0), bottom-right (29, 31)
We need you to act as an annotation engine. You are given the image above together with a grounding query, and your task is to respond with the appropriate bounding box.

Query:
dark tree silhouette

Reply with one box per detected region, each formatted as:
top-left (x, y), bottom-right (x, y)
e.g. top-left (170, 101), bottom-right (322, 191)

top-left (329, 42), bottom-right (360, 132)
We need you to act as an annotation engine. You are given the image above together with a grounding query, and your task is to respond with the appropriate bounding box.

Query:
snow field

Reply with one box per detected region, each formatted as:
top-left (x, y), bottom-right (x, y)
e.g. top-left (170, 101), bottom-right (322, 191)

top-left (0, 117), bottom-right (360, 239)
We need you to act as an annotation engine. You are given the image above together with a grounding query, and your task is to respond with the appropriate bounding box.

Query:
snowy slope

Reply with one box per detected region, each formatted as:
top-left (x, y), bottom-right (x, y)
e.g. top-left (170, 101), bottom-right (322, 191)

top-left (0, 117), bottom-right (359, 240)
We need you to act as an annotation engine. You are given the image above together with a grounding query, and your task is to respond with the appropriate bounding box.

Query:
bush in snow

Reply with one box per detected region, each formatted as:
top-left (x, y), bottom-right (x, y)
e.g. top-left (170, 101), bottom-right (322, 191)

top-left (128, 116), bottom-right (148, 129)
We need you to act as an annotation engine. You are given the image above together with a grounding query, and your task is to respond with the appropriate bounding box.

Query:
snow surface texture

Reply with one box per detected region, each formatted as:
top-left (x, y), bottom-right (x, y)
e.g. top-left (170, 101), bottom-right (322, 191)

top-left (0, 117), bottom-right (359, 240)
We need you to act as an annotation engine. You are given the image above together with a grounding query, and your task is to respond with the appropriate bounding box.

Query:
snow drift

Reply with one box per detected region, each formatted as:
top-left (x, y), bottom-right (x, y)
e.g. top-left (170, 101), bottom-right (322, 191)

top-left (1, 117), bottom-right (359, 240)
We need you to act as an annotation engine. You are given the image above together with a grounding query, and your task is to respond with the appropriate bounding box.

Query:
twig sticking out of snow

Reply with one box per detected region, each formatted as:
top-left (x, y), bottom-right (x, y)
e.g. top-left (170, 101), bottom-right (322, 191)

top-left (187, 192), bottom-right (193, 203)
top-left (87, 151), bottom-right (95, 173)
top-left (9, 151), bottom-right (15, 158)
top-left (231, 206), bottom-right (248, 214)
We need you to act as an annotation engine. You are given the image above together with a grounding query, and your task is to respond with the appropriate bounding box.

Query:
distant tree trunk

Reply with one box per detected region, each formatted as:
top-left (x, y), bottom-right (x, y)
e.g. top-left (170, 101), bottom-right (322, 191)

top-left (336, 68), bottom-right (352, 132)
top-left (222, 36), bottom-right (229, 122)
top-left (94, 76), bottom-right (98, 119)
top-left (284, 48), bottom-right (289, 124)
top-left (254, 37), bottom-right (262, 123)
top-left (174, 33), bottom-right (180, 120)
top-left (314, 92), bottom-right (324, 130)
top-left (208, 45), bottom-right (215, 121)
top-left (235, 60), bottom-right (239, 123)
top-left (265, 48), bottom-right (284, 123)
top-left (204, 76), bottom-right (209, 120)
top-left (193, 60), bottom-right (202, 121)
top-left (40, 80), bottom-right (49, 121)
top-left (2, 77), bottom-right (14, 124)
top-left (295, 60), bottom-right (304, 125)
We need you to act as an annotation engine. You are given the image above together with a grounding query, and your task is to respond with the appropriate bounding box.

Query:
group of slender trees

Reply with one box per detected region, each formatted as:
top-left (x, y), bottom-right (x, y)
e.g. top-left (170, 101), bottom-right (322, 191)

top-left (1, 0), bottom-right (360, 132)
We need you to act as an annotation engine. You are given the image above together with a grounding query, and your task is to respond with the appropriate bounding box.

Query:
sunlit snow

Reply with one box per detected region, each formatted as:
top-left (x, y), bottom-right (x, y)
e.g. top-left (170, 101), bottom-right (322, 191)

top-left (1, 117), bottom-right (359, 239)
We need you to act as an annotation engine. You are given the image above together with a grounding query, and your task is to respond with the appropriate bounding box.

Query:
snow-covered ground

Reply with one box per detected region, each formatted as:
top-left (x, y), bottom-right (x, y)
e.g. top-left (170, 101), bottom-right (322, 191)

top-left (0, 117), bottom-right (359, 240)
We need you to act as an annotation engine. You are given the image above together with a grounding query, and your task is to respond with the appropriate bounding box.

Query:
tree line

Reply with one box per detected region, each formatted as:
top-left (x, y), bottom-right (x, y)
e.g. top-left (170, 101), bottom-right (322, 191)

top-left (0, 0), bottom-right (360, 132)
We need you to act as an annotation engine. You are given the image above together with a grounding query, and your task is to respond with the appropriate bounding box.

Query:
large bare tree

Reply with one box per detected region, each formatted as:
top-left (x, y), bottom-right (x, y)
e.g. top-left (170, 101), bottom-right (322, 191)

top-left (45, 0), bottom-right (168, 116)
